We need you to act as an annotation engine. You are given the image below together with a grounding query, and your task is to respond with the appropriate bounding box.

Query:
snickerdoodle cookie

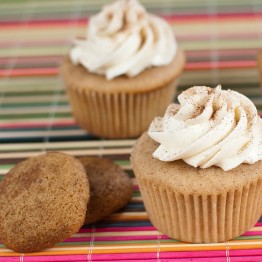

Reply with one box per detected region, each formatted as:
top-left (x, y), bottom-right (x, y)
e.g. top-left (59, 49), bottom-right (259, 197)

top-left (79, 157), bottom-right (133, 224)
top-left (0, 152), bottom-right (89, 252)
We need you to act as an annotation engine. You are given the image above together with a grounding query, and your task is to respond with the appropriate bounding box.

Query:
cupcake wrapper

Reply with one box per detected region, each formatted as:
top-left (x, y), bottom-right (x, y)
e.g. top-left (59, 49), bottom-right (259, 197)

top-left (138, 177), bottom-right (262, 243)
top-left (66, 80), bottom-right (177, 138)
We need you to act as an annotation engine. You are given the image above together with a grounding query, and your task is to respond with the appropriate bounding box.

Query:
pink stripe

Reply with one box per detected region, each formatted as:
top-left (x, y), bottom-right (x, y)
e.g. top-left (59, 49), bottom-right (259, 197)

top-left (152, 258), bottom-right (262, 262)
top-left (0, 67), bottom-right (58, 77)
top-left (185, 60), bottom-right (257, 70)
top-left (160, 250), bottom-right (262, 259)
top-left (3, 256), bottom-right (86, 262)
top-left (4, 250), bottom-right (262, 261)
top-left (242, 231), bottom-right (262, 236)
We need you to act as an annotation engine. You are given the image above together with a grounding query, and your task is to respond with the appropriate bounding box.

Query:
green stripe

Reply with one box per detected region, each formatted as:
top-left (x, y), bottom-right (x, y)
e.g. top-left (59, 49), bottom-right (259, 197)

top-left (0, 0), bottom-right (260, 11)
top-left (1, 101), bottom-right (68, 108)
top-left (2, 91), bottom-right (65, 97)
top-left (0, 164), bottom-right (14, 169)
top-left (0, 112), bottom-right (71, 120)
top-left (115, 160), bottom-right (131, 166)
top-left (235, 235), bottom-right (262, 240)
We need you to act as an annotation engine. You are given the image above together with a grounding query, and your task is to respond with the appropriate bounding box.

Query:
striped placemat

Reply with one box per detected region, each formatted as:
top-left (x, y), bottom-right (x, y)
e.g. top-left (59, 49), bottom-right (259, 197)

top-left (0, 0), bottom-right (262, 261)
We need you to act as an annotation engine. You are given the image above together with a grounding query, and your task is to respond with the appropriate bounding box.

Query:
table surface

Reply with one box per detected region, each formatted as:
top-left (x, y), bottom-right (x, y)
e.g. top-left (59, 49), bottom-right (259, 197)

top-left (0, 0), bottom-right (262, 261)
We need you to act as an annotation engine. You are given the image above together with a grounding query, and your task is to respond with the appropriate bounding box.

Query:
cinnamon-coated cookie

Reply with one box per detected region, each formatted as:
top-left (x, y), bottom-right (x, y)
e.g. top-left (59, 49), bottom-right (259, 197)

top-left (0, 152), bottom-right (89, 252)
top-left (79, 157), bottom-right (133, 224)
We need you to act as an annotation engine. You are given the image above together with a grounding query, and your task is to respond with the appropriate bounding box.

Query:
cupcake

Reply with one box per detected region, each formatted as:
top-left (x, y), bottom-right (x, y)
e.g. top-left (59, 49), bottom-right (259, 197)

top-left (131, 85), bottom-right (262, 243)
top-left (61, 0), bottom-right (185, 139)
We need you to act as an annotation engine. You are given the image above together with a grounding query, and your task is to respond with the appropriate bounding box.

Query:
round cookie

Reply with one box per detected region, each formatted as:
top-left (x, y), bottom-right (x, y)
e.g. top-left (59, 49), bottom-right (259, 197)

top-left (79, 157), bottom-right (133, 224)
top-left (0, 152), bottom-right (90, 252)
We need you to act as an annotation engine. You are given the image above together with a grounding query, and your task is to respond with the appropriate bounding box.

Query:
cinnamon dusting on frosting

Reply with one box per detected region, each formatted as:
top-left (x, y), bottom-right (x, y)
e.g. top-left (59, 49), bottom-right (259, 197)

top-left (148, 85), bottom-right (262, 171)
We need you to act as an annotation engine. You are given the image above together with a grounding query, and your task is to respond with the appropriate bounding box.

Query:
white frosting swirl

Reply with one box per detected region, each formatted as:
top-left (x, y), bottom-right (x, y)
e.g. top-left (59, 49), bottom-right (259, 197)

top-left (148, 85), bottom-right (262, 171)
top-left (70, 0), bottom-right (177, 80)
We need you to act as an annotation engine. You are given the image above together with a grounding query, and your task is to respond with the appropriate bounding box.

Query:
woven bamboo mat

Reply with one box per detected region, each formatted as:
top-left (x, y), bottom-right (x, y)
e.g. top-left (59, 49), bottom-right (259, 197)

top-left (0, 0), bottom-right (262, 261)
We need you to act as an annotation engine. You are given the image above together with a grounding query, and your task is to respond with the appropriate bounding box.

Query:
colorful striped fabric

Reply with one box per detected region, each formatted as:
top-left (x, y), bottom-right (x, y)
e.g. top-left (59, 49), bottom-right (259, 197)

top-left (0, 0), bottom-right (262, 261)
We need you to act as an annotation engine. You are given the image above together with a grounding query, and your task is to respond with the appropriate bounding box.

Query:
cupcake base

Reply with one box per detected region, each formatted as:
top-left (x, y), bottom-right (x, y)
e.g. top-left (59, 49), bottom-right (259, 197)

top-left (61, 49), bottom-right (185, 139)
top-left (67, 79), bottom-right (177, 138)
top-left (131, 133), bottom-right (262, 243)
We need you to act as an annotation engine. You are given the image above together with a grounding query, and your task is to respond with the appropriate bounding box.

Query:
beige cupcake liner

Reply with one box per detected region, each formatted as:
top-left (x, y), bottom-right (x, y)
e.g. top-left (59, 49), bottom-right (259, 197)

top-left (138, 177), bottom-right (262, 243)
top-left (66, 80), bottom-right (177, 139)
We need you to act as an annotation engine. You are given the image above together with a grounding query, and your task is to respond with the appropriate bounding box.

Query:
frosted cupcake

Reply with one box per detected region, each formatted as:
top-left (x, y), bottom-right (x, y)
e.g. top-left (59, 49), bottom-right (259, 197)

top-left (61, 0), bottom-right (185, 139)
top-left (131, 85), bottom-right (262, 243)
